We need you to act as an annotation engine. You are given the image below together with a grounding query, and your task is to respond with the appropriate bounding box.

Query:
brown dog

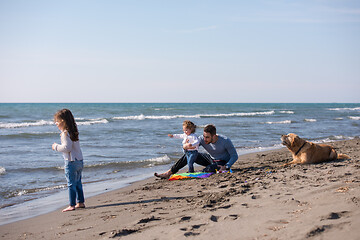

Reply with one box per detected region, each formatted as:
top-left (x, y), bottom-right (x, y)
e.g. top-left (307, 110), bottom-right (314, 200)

top-left (281, 133), bottom-right (350, 165)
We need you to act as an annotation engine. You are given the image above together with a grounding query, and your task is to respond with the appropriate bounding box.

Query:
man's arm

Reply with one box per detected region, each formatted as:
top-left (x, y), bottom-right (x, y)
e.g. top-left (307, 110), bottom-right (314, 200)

top-left (183, 135), bottom-right (199, 150)
top-left (225, 139), bottom-right (238, 169)
top-left (183, 139), bottom-right (196, 150)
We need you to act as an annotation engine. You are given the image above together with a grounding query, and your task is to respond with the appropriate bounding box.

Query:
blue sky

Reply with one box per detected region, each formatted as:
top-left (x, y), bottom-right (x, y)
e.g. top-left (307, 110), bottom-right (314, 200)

top-left (0, 0), bottom-right (359, 103)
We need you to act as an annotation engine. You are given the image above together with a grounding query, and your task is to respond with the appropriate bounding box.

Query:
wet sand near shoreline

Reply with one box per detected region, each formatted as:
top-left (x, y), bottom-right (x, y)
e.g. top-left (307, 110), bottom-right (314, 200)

top-left (1, 138), bottom-right (359, 240)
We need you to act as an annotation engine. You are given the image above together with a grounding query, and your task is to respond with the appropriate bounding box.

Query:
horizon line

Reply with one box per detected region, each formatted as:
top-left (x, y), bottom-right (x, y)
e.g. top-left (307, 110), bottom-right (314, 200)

top-left (0, 102), bottom-right (359, 104)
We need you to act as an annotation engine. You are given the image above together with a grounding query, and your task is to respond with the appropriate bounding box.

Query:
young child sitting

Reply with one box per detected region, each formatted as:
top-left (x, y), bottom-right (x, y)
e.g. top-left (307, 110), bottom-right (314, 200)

top-left (168, 120), bottom-right (199, 173)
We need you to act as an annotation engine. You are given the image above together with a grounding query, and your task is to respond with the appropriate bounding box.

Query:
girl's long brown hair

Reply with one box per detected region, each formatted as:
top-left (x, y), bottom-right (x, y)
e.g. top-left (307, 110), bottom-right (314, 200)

top-left (54, 109), bottom-right (79, 141)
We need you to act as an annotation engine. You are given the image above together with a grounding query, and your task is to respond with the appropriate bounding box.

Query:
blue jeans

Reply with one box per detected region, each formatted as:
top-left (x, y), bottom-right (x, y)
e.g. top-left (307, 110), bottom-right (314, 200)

top-left (186, 150), bottom-right (198, 173)
top-left (64, 160), bottom-right (84, 206)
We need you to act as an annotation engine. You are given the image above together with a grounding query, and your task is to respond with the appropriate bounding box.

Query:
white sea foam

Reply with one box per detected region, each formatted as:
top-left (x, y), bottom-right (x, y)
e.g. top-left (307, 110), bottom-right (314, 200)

top-left (0, 118), bottom-right (108, 129)
top-left (332, 135), bottom-right (353, 140)
top-left (113, 114), bottom-right (147, 120)
top-left (264, 120), bottom-right (292, 124)
top-left (154, 108), bottom-right (176, 111)
top-left (349, 116), bottom-right (360, 120)
top-left (77, 118), bottom-right (109, 125)
top-left (304, 119), bottom-right (317, 122)
top-left (203, 111), bottom-right (275, 117)
top-left (0, 120), bottom-right (53, 129)
top-left (143, 155), bottom-right (171, 163)
top-left (313, 135), bottom-right (354, 143)
top-left (328, 107), bottom-right (360, 111)
top-left (279, 110), bottom-right (294, 114)
top-left (143, 155), bottom-right (171, 167)
top-left (16, 190), bottom-right (27, 197)
top-left (113, 111), bottom-right (275, 120)
top-left (0, 167), bottom-right (6, 175)
top-left (236, 144), bottom-right (284, 156)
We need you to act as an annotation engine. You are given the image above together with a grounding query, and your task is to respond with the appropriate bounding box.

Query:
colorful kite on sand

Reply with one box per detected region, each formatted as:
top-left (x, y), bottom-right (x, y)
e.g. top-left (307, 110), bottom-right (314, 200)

top-left (168, 172), bottom-right (214, 181)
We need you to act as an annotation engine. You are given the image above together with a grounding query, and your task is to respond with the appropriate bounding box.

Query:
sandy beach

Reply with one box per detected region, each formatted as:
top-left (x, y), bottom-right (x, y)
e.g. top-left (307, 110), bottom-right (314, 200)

top-left (1, 138), bottom-right (359, 240)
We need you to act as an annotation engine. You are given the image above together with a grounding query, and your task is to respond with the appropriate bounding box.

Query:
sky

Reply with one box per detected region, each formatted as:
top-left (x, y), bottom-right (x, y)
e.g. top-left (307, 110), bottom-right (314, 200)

top-left (0, 0), bottom-right (359, 103)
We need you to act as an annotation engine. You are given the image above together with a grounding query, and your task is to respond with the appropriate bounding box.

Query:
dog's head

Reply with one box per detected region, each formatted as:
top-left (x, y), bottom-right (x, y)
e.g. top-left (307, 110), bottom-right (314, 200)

top-left (281, 133), bottom-right (305, 150)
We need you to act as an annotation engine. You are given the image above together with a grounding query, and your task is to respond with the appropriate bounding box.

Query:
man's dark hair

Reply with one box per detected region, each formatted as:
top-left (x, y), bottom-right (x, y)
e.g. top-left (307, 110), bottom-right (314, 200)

top-left (204, 124), bottom-right (216, 136)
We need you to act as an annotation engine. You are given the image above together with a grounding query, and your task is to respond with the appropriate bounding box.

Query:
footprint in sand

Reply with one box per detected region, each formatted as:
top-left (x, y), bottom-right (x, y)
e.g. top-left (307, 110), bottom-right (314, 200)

top-left (101, 215), bottom-right (117, 221)
top-left (320, 211), bottom-right (349, 221)
top-left (191, 224), bottom-right (205, 229)
top-left (182, 223), bottom-right (206, 237)
top-left (111, 228), bottom-right (138, 237)
top-left (251, 194), bottom-right (261, 199)
top-left (224, 214), bottom-right (239, 220)
top-left (210, 215), bottom-right (219, 222)
top-left (184, 232), bottom-right (200, 237)
top-left (218, 204), bottom-right (232, 209)
top-left (137, 216), bottom-right (161, 224)
top-left (179, 216), bottom-right (192, 222)
top-left (306, 224), bottom-right (332, 238)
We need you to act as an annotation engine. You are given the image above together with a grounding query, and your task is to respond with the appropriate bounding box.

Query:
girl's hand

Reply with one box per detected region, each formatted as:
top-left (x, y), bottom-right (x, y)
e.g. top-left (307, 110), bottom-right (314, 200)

top-left (168, 134), bottom-right (173, 138)
top-left (52, 143), bottom-right (57, 151)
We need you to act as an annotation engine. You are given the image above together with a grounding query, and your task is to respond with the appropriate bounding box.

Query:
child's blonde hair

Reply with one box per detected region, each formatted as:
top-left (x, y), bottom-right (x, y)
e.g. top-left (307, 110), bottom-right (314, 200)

top-left (183, 120), bottom-right (196, 133)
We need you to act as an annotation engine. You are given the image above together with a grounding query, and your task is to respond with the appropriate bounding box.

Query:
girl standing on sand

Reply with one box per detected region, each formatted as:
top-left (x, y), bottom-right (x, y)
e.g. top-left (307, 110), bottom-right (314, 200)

top-left (168, 120), bottom-right (199, 173)
top-left (52, 109), bottom-right (85, 212)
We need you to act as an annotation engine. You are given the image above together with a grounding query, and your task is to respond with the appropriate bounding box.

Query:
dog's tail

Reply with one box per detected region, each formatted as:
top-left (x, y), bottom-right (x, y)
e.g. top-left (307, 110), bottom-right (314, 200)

top-left (337, 153), bottom-right (350, 160)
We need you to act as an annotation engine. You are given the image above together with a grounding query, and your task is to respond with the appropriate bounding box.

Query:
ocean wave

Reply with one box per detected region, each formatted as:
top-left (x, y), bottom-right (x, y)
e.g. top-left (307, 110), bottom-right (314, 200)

top-left (154, 108), bottom-right (176, 111)
top-left (113, 111), bottom-right (275, 120)
top-left (0, 120), bottom-right (53, 129)
top-left (77, 118), bottom-right (109, 125)
top-left (263, 120), bottom-right (292, 124)
top-left (328, 107), bottom-right (360, 111)
top-left (88, 154), bottom-right (122, 159)
top-left (0, 167), bottom-right (5, 175)
top-left (144, 155), bottom-right (171, 163)
top-left (8, 155), bottom-right (171, 174)
top-left (313, 135), bottom-right (354, 143)
top-left (348, 116), bottom-right (360, 120)
top-left (304, 119), bottom-right (317, 122)
top-left (201, 111), bottom-right (275, 117)
top-left (279, 110), bottom-right (294, 114)
top-left (86, 155), bottom-right (171, 170)
top-left (6, 184), bottom-right (67, 199)
top-left (0, 118), bottom-right (109, 129)
top-left (0, 132), bottom-right (57, 140)
top-left (9, 166), bottom-right (64, 173)
top-left (236, 144), bottom-right (284, 155)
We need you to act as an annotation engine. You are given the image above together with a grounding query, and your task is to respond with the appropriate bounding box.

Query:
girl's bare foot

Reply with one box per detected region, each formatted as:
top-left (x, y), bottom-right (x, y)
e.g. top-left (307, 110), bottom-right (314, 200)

top-left (75, 203), bottom-right (85, 209)
top-left (62, 206), bottom-right (75, 212)
top-left (154, 170), bottom-right (172, 179)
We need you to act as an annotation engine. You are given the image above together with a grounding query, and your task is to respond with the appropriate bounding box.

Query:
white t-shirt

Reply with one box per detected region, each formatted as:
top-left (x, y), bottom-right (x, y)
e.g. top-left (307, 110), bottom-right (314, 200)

top-left (172, 133), bottom-right (200, 151)
top-left (54, 131), bottom-right (83, 161)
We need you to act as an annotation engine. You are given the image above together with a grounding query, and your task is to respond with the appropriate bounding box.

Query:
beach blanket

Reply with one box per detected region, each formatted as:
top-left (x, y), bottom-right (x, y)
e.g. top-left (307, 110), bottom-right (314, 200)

top-left (168, 172), bottom-right (214, 181)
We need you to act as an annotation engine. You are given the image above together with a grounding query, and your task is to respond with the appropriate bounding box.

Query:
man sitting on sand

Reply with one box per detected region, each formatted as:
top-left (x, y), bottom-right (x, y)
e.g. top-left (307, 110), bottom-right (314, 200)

top-left (155, 124), bottom-right (238, 179)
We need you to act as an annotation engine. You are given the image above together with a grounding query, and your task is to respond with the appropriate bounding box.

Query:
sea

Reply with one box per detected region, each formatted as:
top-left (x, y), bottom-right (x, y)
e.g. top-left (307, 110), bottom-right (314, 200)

top-left (0, 103), bottom-right (359, 225)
